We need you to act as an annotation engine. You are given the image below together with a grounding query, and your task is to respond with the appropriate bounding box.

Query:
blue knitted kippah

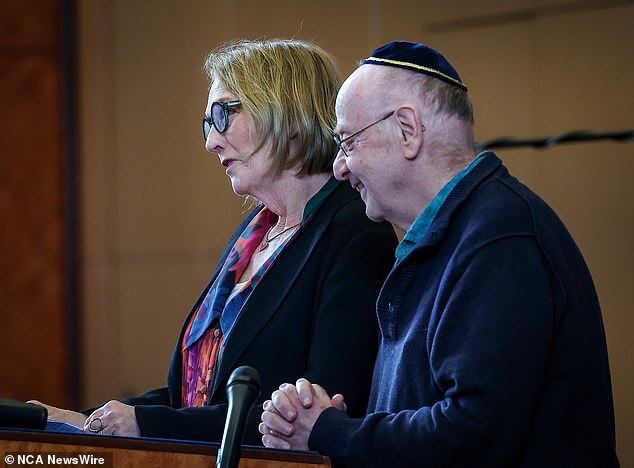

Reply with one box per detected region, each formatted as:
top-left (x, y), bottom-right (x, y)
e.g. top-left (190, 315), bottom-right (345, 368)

top-left (362, 40), bottom-right (467, 91)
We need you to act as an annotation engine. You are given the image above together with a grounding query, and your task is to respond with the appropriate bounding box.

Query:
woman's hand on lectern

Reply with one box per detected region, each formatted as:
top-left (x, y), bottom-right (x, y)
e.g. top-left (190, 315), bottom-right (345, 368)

top-left (83, 400), bottom-right (140, 437)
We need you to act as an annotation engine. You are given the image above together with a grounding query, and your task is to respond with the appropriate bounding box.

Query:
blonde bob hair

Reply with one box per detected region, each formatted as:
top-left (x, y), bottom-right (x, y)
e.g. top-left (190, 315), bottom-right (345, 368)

top-left (204, 39), bottom-right (341, 177)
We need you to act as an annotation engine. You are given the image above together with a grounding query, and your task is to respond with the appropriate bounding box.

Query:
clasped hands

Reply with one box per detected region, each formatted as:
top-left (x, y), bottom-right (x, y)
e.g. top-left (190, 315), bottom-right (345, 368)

top-left (28, 399), bottom-right (140, 436)
top-left (259, 378), bottom-right (346, 450)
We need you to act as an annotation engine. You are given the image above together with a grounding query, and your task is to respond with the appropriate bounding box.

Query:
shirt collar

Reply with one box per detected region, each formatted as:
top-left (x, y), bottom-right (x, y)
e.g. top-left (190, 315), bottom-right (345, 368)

top-left (302, 176), bottom-right (340, 221)
top-left (396, 154), bottom-right (485, 261)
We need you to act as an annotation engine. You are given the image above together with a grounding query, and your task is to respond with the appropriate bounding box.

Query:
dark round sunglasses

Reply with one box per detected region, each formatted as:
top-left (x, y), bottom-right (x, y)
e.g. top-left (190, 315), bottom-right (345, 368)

top-left (202, 100), bottom-right (242, 140)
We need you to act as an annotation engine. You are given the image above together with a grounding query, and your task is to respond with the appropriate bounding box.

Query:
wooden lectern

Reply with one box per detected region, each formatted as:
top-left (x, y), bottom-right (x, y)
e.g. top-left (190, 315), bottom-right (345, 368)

top-left (0, 429), bottom-right (331, 467)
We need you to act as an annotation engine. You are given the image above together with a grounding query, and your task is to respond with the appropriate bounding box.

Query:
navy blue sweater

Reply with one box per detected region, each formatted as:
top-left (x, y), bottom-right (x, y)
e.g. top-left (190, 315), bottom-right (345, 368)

top-left (310, 153), bottom-right (618, 467)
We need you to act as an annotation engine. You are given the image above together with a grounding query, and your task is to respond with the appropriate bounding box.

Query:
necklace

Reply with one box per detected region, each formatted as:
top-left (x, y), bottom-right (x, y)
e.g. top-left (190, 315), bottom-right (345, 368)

top-left (258, 222), bottom-right (300, 252)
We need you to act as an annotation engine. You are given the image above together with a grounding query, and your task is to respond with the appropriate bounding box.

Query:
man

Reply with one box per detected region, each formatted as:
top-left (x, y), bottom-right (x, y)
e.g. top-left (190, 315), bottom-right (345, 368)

top-left (259, 41), bottom-right (619, 466)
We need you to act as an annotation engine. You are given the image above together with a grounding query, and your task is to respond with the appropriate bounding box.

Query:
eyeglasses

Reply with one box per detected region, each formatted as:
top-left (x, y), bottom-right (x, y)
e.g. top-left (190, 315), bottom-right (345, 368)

top-left (202, 100), bottom-right (242, 140)
top-left (333, 111), bottom-right (394, 157)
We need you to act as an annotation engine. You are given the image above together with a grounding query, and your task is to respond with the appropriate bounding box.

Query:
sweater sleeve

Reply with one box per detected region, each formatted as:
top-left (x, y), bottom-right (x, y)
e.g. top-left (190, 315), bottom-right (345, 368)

top-left (309, 236), bottom-right (556, 467)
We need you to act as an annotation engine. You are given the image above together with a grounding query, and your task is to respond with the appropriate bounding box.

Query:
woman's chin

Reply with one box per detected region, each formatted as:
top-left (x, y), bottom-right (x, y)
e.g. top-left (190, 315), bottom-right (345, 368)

top-left (229, 178), bottom-right (249, 197)
top-left (231, 185), bottom-right (246, 196)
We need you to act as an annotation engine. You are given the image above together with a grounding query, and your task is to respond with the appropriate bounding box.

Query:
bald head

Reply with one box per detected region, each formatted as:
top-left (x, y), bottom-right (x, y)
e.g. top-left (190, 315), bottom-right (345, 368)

top-left (332, 63), bottom-right (477, 229)
top-left (336, 66), bottom-right (380, 124)
top-left (337, 64), bottom-right (474, 155)
top-left (337, 65), bottom-right (413, 118)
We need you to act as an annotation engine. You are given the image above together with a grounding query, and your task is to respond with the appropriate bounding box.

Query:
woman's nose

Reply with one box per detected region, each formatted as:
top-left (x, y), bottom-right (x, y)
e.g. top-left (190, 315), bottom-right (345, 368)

top-left (205, 128), bottom-right (224, 153)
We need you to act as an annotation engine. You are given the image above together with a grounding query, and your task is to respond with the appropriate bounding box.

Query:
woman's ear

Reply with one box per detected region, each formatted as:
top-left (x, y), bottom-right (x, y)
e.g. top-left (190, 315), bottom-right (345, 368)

top-left (394, 106), bottom-right (423, 160)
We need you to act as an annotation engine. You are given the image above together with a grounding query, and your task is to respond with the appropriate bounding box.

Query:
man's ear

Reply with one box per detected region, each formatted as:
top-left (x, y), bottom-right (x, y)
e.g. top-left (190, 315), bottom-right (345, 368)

top-left (394, 106), bottom-right (423, 160)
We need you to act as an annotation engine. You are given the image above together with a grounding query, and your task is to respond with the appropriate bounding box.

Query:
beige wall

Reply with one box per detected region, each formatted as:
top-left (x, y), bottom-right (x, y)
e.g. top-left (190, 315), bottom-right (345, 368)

top-left (77, 0), bottom-right (633, 463)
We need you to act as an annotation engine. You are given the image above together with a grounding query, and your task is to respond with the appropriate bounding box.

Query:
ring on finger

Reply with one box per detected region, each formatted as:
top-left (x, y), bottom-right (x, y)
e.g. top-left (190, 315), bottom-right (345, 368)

top-left (88, 416), bottom-right (106, 433)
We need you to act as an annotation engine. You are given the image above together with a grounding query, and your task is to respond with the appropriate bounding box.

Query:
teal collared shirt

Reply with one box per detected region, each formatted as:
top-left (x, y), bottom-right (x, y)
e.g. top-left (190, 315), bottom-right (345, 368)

top-left (396, 154), bottom-right (485, 261)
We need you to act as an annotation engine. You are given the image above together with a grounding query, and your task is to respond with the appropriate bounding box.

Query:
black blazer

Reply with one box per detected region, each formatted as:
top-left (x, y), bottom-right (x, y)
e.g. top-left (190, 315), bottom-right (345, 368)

top-left (121, 181), bottom-right (397, 443)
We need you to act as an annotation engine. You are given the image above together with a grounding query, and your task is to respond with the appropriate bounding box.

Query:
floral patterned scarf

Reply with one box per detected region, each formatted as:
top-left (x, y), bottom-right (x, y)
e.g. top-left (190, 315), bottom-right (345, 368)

top-left (181, 207), bottom-right (291, 406)
top-left (180, 177), bottom-right (339, 407)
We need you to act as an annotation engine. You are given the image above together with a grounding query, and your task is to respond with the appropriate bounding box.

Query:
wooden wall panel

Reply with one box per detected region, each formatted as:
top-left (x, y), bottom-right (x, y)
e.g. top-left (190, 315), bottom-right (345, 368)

top-left (0, 0), bottom-right (71, 407)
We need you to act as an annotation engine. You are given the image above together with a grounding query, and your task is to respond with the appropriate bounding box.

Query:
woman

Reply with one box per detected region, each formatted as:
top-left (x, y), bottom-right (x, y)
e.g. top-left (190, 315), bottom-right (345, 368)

top-left (32, 39), bottom-right (397, 444)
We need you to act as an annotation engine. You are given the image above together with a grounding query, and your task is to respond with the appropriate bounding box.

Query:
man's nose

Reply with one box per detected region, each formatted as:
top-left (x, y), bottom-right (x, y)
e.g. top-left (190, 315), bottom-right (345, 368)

top-left (333, 150), bottom-right (350, 181)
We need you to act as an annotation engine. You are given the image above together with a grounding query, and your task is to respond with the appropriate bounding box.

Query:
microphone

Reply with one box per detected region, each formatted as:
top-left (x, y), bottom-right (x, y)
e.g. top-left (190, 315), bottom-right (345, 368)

top-left (216, 366), bottom-right (261, 468)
